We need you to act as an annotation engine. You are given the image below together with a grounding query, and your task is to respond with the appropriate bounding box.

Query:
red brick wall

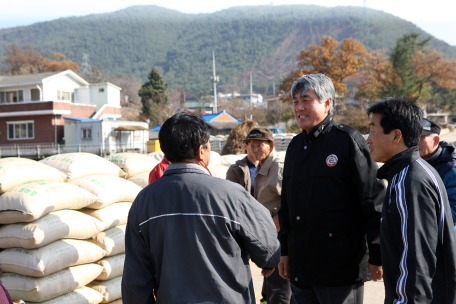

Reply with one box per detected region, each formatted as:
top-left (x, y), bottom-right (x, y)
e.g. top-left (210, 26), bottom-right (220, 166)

top-left (0, 115), bottom-right (56, 145)
top-left (94, 106), bottom-right (121, 119)
top-left (69, 104), bottom-right (96, 118)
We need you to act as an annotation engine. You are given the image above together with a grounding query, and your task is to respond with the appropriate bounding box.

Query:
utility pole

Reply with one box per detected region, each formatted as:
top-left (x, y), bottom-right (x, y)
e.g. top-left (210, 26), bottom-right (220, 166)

top-left (210, 50), bottom-right (219, 113)
top-left (250, 73), bottom-right (253, 119)
top-left (273, 80), bottom-right (275, 96)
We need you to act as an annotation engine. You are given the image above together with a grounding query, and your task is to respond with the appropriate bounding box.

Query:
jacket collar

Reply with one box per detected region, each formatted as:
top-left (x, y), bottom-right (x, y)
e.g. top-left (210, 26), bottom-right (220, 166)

top-left (163, 162), bottom-right (210, 176)
top-left (302, 115), bottom-right (334, 143)
top-left (377, 147), bottom-right (420, 181)
top-left (427, 141), bottom-right (456, 167)
top-left (257, 149), bottom-right (278, 176)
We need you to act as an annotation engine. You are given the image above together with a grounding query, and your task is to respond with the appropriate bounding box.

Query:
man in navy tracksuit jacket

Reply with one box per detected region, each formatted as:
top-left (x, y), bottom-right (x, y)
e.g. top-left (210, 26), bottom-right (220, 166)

top-left (366, 97), bottom-right (456, 304)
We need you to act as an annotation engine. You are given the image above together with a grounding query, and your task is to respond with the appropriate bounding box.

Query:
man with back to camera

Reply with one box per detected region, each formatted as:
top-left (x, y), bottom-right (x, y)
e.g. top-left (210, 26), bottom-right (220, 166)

top-left (278, 74), bottom-right (386, 303)
top-left (246, 127), bottom-right (292, 304)
top-left (122, 112), bottom-right (281, 304)
top-left (366, 97), bottom-right (456, 303)
top-left (418, 118), bottom-right (456, 231)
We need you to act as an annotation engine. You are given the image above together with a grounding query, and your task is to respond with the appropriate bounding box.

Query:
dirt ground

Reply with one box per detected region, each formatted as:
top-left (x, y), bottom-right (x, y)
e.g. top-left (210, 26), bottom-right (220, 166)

top-left (249, 261), bottom-right (385, 304)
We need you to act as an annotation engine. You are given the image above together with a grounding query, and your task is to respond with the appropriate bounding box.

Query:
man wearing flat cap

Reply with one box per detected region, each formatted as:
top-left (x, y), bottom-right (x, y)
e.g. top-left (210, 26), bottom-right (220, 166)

top-left (419, 118), bottom-right (456, 231)
top-left (245, 128), bottom-right (291, 304)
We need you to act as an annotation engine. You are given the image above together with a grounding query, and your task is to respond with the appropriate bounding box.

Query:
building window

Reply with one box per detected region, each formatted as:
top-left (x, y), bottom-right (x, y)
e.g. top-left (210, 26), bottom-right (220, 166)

top-left (31, 89), bottom-right (40, 101)
top-left (57, 91), bottom-right (71, 101)
top-left (82, 128), bottom-right (92, 139)
top-left (7, 121), bottom-right (34, 140)
top-left (99, 88), bottom-right (104, 93)
top-left (0, 90), bottom-right (23, 103)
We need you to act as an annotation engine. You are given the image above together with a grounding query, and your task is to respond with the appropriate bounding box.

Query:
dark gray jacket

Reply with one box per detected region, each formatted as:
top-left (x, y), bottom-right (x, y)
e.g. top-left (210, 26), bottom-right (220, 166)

top-left (122, 163), bottom-right (281, 304)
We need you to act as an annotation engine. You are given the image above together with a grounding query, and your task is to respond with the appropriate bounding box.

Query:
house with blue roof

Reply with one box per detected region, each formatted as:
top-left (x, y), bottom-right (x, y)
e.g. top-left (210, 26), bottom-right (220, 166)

top-left (150, 110), bottom-right (240, 137)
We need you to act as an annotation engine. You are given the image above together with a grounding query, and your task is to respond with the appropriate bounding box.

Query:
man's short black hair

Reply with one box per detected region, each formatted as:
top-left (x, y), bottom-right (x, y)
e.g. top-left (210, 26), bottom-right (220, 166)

top-left (367, 96), bottom-right (423, 148)
top-left (159, 112), bottom-right (210, 163)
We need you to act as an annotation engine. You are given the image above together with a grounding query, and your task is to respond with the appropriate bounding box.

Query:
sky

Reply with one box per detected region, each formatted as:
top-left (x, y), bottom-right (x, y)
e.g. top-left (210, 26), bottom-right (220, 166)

top-left (1, 0), bottom-right (455, 46)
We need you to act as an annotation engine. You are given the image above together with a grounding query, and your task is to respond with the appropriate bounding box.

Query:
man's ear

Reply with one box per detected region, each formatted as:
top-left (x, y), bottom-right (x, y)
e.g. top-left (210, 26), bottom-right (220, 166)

top-left (195, 145), bottom-right (204, 161)
top-left (269, 141), bottom-right (275, 151)
top-left (325, 98), bottom-right (332, 113)
top-left (434, 135), bottom-right (440, 147)
top-left (393, 129), bottom-right (403, 144)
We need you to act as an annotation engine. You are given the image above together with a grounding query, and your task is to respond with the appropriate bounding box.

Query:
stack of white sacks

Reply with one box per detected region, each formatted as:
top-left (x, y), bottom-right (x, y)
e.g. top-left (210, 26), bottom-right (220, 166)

top-left (0, 153), bottom-right (150, 304)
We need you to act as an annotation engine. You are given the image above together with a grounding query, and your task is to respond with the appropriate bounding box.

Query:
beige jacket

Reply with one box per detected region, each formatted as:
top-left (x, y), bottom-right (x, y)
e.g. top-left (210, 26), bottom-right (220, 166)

top-left (254, 149), bottom-right (284, 216)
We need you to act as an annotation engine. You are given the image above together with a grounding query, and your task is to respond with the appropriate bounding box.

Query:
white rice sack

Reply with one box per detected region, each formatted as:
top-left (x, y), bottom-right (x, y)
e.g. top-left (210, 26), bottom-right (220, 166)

top-left (27, 286), bottom-right (104, 304)
top-left (40, 153), bottom-right (126, 181)
top-left (69, 176), bottom-right (141, 209)
top-left (127, 172), bottom-right (149, 188)
top-left (80, 203), bottom-right (132, 230)
top-left (0, 210), bottom-right (106, 249)
top-left (0, 239), bottom-right (107, 277)
top-left (210, 166), bottom-right (230, 180)
top-left (105, 153), bottom-right (159, 177)
top-left (148, 151), bottom-right (164, 162)
top-left (3, 264), bottom-right (103, 302)
top-left (0, 182), bottom-right (100, 224)
top-left (107, 300), bottom-right (122, 304)
top-left (208, 151), bottom-right (225, 169)
top-left (89, 225), bottom-right (126, 256)
top-left (88, 276), bottom-right (122, 303)
top-left (0, 158), bottom-right (68, 194)
top-left (221, 154), bottom-right (246, 166)
top-left (96, 254), bottom-right (125, 281)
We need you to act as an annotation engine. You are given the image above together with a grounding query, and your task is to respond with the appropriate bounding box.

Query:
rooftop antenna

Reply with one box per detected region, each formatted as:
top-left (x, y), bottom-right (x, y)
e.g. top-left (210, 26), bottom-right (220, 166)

top-left (210, 50), bottom-right (219, 113)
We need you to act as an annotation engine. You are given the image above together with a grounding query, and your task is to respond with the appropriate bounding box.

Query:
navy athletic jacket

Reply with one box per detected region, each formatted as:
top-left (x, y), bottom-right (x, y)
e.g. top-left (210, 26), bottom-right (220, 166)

top-left (378, 147), bottom-right (456, 304)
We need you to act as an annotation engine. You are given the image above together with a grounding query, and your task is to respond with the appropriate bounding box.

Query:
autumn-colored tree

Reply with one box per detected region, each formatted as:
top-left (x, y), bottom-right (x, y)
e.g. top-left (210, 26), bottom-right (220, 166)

top-left (3, 44), bottom-right (79, 75)
top-left (355, 50), bottom-right (401, 101)
top-left (413, 50), bottom-right (456, 96)
top-left (280, 37), bottom-right (367, 102)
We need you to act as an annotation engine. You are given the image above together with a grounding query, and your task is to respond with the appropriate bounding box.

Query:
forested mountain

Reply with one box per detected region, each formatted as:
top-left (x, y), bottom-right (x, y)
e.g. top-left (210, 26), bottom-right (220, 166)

top-left (1, 5), bottom-right (455, 94)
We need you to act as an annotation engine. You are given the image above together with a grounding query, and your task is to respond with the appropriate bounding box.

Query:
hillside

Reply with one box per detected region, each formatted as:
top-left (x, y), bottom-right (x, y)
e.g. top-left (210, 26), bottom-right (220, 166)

top-left (1, 5), bottom-right (455, 94)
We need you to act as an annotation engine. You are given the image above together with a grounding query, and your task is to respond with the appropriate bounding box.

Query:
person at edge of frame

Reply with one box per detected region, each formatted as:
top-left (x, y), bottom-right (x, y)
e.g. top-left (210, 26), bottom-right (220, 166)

top-left (418, 118), bottom-right (456, 232)
top-left (367, 97), bottom-right (456, 304)
top-left (278, 73), bottom-right (386, 304)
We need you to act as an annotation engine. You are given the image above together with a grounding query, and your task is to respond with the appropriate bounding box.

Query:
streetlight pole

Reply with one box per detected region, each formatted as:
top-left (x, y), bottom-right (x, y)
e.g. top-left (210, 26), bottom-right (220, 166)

top-left (211, 50), bottom-right (219, 113)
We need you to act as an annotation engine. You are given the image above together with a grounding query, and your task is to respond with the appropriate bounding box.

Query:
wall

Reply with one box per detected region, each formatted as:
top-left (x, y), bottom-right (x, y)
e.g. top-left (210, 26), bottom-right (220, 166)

top-left (107, 84), bottom-right (121, 106)
top-left (74, 86), bottom-right (90, 104)
top-left (42, 75), bottom-right (83, 101)
top-left (102, 121), bottom-right (148, 153)
top-left (0, 115), bottom-right (56, 145)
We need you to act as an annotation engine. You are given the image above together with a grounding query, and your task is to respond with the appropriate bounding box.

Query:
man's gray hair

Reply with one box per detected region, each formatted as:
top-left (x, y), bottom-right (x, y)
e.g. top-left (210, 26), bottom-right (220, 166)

top-left (290, 74), bottom-right (335, 115)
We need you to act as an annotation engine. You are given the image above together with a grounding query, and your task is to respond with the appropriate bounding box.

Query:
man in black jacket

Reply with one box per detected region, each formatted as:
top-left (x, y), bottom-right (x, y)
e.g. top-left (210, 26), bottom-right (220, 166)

top-left (122, 112), bottom-right (280, 304)
top-left (278, 74), bottom-right (385, 303)
top-left (366, 97), bottom-right (456, 304)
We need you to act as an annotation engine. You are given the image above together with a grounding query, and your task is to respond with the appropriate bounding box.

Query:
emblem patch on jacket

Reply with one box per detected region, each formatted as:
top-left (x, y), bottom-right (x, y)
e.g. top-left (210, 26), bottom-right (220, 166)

top-left (326, 154), bottom-right (338, 167)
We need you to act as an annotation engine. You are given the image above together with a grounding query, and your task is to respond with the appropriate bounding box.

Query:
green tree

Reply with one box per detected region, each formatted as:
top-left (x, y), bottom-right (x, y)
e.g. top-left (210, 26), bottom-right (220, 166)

top-left (139, 67), bottom-right (169, 126)
top-left (386, 33), bottom-right (430, 98)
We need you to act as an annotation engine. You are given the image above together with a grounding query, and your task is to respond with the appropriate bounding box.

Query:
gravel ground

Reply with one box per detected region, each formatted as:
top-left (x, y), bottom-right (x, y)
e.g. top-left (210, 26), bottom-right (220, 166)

top-left (249, 261), bottom-right (385, 304)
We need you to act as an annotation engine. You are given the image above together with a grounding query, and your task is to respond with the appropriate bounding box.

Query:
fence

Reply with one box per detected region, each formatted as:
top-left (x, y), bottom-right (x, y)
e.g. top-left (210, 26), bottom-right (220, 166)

top-left (0, 143), bottom-right (149, 159)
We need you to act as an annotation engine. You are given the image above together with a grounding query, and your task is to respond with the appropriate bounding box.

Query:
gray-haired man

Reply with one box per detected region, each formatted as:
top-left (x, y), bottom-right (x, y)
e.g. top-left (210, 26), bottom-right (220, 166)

top-left (277, 74), bottom-right (386, 303)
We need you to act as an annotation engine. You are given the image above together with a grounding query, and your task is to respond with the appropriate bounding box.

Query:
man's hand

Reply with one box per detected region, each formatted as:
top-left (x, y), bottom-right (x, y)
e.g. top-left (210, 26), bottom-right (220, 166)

top-left (261, 268), bottom-right (275, 277)
top-left (273, 215), bottom-right (280, 232)
top-left (368, 263), bottom-right (383, 281)
top-left (278, 256), bottom-right (289, 280)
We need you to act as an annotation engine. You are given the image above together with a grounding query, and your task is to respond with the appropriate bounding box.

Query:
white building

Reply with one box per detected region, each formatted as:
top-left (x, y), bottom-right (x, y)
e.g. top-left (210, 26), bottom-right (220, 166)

top-left (218, 91), bottom-right (265, 106)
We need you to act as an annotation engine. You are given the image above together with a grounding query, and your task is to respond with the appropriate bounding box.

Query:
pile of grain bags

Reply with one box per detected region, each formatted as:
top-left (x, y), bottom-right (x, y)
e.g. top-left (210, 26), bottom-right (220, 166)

top-left (106, 153), bottom-right (160, 189)
top-left (0, 157), bottom-right (109, 303)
